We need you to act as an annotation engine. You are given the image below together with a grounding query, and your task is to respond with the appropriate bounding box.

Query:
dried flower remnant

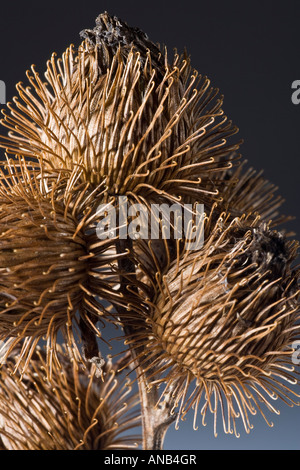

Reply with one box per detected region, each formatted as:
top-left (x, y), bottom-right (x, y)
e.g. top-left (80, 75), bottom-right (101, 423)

top-left (0, 10), bottom-right (298, 450)
top-left (129, 213), bottom-right (300, 436)
top-left (0, 13), bottom-right (240, 207)
top-left (0, 347), bottom-right (141, 450)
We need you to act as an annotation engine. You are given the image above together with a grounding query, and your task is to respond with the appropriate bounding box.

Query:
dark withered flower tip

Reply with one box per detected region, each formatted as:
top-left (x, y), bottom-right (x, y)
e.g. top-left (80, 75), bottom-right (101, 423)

top-left (127, 212), bottom-right (300, 437)
top-left (0, 12), bottom-right (240, 206)
top-left (0, 346), bottom-right (141, 450)
top-left (79, 11), bottom-right (164, 75)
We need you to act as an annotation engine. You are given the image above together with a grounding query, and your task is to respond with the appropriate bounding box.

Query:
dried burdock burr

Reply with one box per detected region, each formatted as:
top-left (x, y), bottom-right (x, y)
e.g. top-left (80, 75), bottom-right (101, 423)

top-left (127, 211), bottom-right (300, 437)
top-left (0, 346), bottom-right (141, 450)
top-left (0, 12), bottom-right (241, 207)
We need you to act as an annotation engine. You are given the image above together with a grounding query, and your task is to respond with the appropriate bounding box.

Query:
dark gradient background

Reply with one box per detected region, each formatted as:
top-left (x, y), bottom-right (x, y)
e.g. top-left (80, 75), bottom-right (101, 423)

top-left (0, 0), bottom-right (299, 450)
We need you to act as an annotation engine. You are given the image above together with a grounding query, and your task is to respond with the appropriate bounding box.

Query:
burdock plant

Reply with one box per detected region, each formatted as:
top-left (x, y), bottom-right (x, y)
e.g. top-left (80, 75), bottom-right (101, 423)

top-left (0, 12), bottom-right (299, 450)
top-left (0, 346), bottom-right (141, 450)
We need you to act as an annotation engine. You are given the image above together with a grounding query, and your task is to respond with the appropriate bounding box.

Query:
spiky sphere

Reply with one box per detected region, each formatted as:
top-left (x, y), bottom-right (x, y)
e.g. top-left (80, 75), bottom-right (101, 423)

top-left (0, 13), bottom-right (240, 206)
top-left (0, 347), bottom-right (141, 450)
top-left (132, 213), bottom-right (300, 436)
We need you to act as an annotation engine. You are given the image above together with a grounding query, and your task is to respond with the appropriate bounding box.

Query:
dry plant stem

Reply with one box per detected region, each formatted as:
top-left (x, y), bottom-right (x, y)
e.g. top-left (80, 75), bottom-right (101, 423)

top-left (116, 238), bottom-right (176, 450)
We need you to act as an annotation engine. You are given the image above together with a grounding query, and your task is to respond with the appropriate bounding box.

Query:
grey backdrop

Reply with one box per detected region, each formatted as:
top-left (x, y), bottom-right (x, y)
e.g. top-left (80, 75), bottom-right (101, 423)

top-left (0, 0), bottom-right (299, 450)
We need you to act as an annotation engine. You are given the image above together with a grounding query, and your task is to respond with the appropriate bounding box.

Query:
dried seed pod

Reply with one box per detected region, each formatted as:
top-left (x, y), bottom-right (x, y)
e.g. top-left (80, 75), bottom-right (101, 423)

top-left (0, 159), bottom-right (133, 372)
top-left (128, 212), bottom-right (300, 436)
top-left (217, 159), bottom-right (290, 227)
top-left (0, 13), bottom-right (240, 206)
top-left (0, 346), bottom-right (141, 450)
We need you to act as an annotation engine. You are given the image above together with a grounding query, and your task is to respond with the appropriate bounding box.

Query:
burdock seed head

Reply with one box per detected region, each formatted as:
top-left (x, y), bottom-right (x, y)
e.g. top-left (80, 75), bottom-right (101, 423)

top-left (129, 211), bottom-right (300, 436)
top-left (0, 12), bottom-right (240, 206)
top-left (0, 346), bottom-right (141, 450)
